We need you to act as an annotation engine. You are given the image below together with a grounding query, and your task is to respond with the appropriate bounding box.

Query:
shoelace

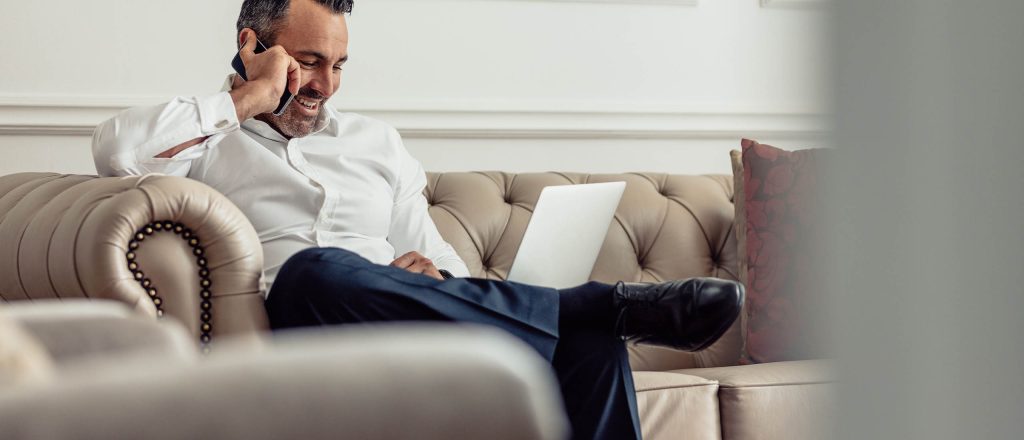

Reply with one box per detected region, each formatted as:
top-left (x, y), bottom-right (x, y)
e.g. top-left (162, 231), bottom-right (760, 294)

top-left (612, 281), bottom-right (671, 342)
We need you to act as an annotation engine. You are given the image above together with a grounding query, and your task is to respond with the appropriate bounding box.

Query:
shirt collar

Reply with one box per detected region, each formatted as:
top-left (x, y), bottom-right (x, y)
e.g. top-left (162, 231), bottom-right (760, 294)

top-left (221, 74), bottom-right (337, 141)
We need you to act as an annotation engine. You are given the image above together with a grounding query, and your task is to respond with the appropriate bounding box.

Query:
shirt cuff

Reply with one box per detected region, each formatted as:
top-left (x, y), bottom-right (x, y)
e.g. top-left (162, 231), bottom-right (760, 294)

top-left (436, 258), bottom-right (471, 278)
top-left (197, 92), bottom-right (241, 133)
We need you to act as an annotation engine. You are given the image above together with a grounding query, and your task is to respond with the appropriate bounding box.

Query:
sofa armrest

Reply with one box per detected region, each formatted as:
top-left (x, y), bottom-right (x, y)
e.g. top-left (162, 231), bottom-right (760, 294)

top-left (3, 300), bottom-right (197, 368)
top-left (0, 173), bottom-right (268, 350)
top-left (0, 324), bottom-right (569, 440)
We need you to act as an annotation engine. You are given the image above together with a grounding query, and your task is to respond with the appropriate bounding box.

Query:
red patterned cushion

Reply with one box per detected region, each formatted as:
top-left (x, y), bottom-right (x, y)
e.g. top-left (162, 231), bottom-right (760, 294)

top-left (733, 139), bottom-right (827, 364)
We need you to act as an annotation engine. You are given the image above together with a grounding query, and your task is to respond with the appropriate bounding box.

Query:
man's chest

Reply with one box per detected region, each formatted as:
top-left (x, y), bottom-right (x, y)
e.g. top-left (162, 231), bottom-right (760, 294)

top-left (190, 133), bottom-right (398, 237)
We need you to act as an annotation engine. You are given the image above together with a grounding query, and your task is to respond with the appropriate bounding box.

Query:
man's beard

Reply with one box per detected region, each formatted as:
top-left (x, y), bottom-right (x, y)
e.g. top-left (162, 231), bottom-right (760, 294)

top-left (258, 87), bottom-right (327, 139)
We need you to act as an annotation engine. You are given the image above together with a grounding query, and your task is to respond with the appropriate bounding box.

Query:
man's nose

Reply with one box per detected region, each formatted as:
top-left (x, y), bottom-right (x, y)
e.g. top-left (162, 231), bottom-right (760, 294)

top-left (305, 69), bottom-right (336, 97)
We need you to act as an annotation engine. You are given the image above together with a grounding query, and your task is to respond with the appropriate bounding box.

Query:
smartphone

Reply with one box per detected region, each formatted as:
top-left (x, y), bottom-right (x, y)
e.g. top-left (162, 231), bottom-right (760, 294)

top-left (231, 38), bottom-right (295, 116)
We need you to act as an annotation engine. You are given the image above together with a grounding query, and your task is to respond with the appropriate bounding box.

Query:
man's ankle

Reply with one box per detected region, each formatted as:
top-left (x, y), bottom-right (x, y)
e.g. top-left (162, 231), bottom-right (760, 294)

top-left (558, 281), bottom-right (615, 330)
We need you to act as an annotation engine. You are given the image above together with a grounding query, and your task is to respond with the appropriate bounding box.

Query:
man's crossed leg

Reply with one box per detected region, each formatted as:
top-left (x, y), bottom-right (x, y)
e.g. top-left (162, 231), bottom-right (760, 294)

top-left (266, 247), bottom-right (742, 440)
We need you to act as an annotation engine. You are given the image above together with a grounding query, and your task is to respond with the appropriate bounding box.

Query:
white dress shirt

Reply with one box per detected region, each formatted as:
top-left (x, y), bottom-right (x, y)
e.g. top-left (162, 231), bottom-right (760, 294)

top-left (92, 77), bottom-right (470, 296)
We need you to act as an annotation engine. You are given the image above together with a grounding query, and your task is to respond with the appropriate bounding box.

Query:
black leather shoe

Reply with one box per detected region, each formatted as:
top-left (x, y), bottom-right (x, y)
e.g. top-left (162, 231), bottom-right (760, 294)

top-left (612, 278), bottom-right (744, 352)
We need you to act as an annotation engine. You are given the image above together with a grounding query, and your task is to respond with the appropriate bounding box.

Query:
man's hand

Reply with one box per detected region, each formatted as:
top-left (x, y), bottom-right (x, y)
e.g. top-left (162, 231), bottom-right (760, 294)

top-left (390, 251), bottom-right (444, 280)
top-left (229, 28), bottom-right (302, 122)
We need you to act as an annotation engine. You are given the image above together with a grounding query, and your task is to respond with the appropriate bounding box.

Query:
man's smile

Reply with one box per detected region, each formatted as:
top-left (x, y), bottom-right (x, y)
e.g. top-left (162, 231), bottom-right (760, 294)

top-left (294, 96), bottom-right (321, 112)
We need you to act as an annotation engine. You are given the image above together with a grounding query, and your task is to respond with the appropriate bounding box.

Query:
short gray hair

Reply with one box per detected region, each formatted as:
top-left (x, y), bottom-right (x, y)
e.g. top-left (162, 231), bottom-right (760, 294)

top-left (236, 0), bottom-right (354, 46)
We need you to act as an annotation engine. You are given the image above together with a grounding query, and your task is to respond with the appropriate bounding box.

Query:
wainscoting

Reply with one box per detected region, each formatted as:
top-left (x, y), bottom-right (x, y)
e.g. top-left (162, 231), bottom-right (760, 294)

top-left (0, 96), bottom-right (826, 175)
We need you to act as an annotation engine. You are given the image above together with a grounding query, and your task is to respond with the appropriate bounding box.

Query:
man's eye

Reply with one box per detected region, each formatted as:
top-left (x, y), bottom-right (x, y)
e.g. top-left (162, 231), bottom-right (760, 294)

top-left (333, 66), bottom-right (344, 72)
top-left (300, 61), bottom-right (316, 68)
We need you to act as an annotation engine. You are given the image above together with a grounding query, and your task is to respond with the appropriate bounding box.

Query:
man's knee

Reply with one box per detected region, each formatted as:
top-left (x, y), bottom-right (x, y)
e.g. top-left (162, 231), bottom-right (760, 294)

top-left (266, 260), bottom-right (378, 328)
top-left (272, 248), bottom-right (363, 302)
top-left (286, 247), bottom-right (368, 268)
top-left (278, 247), bottom-right (370, 282)
top-left (272, 249), bottom-right (385, 304)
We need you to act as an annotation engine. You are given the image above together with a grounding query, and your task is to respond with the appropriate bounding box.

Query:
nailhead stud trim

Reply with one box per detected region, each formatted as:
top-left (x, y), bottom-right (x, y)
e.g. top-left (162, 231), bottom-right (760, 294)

top-left (127, 221), bottom-right (214, 350)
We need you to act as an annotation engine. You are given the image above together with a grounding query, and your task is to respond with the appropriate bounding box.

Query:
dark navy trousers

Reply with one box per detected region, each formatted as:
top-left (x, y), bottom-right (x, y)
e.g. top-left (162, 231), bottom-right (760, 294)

top-left (265, 247), bottom-right (642, 440)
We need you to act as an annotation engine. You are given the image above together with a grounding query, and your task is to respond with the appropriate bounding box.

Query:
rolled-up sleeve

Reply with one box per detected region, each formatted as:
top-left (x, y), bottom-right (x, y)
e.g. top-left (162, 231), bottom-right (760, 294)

top-left (387, 140), bottom-right (471, 278)
top-left (92, 92), bottom-right (240, 177)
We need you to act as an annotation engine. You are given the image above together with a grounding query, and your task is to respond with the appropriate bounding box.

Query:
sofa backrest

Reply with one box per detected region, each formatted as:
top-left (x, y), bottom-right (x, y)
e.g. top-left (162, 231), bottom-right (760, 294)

top-left (425, 172), bottom-right (742, 369)
top-left (0, 171), bottom-right (741, 366)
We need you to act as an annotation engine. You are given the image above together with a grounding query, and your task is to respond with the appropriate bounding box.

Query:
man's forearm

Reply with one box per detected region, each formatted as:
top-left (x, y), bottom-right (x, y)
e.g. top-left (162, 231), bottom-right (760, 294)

top-left (155, 88), bottom-right (256, 159)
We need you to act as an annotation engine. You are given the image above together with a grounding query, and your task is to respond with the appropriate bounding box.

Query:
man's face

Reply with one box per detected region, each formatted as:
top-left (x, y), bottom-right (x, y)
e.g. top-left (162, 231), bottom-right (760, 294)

top-left (255, 0), bottom-right (349, 138)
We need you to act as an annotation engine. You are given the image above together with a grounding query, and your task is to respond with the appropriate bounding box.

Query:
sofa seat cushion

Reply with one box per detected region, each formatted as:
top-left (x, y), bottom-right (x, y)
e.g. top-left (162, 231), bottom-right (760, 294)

top-left (633, 371), bottom-right (721, 440)
top-left (675, 360), bottom-right (834, 440)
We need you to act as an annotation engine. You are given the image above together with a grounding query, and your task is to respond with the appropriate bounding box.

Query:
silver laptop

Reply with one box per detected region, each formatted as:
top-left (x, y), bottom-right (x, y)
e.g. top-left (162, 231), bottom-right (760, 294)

top-left (506, 182), bottom-right (626, 289)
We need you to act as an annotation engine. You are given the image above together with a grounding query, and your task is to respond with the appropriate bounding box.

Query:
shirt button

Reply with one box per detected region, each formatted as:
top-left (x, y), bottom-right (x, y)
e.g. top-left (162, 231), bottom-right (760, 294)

top-left (215, 120), bottom-right (230, 129)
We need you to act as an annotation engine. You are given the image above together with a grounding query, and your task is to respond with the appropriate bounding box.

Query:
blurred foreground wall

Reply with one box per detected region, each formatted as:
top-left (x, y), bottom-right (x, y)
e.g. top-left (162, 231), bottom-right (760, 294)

top-left (830, 1), bottom-right (1024, 439)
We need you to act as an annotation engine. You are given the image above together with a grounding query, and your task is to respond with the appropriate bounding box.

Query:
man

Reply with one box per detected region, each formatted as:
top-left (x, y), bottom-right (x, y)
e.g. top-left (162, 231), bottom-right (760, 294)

top-left (92, 1), bottom-right (743, 438)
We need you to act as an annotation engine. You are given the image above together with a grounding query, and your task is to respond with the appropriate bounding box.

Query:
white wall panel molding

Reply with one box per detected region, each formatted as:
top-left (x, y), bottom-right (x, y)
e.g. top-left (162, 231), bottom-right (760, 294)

top-left (0, 95), bottom-right (827, 141)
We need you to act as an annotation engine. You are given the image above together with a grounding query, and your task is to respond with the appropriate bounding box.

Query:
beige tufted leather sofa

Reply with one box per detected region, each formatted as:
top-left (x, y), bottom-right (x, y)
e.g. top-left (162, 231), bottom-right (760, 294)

top-left (0, 171), bottom-right (832, 440)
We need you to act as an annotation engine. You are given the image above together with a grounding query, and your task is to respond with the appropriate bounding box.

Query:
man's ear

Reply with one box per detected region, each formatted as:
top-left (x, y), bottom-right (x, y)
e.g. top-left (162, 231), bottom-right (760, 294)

top-left (237, 28), bottom-right (256, 49)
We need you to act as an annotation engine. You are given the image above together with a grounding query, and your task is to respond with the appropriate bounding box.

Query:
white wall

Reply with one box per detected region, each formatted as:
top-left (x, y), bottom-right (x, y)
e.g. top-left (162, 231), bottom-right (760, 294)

top-left (0, 0), bottom-right (829, 176)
